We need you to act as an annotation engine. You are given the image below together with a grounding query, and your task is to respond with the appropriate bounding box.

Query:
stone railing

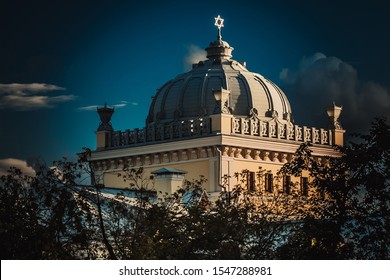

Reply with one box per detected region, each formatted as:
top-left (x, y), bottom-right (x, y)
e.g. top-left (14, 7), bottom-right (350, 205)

top-left (232, 117), bottom-right (332, 145)
top-left (108, 117), bottom-right (211, 148)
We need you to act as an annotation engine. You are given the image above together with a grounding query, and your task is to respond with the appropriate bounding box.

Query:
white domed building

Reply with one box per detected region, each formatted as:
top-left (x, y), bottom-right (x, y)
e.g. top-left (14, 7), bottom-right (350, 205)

top-left (89, 16), bottom-right (345, 199)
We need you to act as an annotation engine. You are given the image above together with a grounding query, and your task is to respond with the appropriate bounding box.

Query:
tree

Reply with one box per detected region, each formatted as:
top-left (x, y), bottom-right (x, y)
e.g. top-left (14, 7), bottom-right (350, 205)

top-left (0, 150), bottom-right (121, 259)
top-left (1, 118), bottom-right (388, 259)
top-left (277, 117), bottom-right (390, 259)
top-left (343, 117), bottom-right (390, 259)
top-left (0, 163), bottom-right (91, 259)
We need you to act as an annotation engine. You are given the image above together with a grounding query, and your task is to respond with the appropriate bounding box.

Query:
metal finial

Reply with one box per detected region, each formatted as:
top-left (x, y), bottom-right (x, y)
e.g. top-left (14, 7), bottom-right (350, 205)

top-left (214, 15), bottom-right (224, 40)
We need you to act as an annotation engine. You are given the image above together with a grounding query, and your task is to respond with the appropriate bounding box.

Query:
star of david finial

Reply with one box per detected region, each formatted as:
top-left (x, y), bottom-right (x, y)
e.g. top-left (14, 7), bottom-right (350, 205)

top-left (214, 15), bottom-right (224, 40)
top-left (214, 15), bottom-right (224, 30)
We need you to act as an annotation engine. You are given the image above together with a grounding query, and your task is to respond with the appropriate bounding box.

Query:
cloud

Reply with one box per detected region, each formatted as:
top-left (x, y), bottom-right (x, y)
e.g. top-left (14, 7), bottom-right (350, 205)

top-left (184, 44), bottom-right (207, 71)
top-left (113, 103), bottom-right (127, 108)
top-left (0, 158), bottom-right (36, 176)
top-left (77, 101), bottom-right (136, 111)
top-left (280, 53), bottom-right (390, 134)
top-left (0, 83), bottom-right (75, 110)
top-left (77, 105), bottom-right (99, 111)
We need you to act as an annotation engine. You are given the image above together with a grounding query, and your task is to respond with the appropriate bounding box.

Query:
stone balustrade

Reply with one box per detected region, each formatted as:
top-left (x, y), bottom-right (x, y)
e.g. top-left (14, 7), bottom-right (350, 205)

top-left (108, 117), bottom-right (211, 148)
top-left (103, 115), bottom-right (332, 149)
top-left (232, 117), bottom-right (332, 146)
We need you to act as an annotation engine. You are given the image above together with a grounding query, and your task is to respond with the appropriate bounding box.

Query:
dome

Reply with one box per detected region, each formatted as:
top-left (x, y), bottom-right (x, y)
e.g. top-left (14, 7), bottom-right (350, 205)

top-left (146, 23), bottom-right (293, 125)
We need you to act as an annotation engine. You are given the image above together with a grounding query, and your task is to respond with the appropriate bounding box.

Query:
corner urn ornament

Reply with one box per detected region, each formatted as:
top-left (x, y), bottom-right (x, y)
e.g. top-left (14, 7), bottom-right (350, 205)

top-left (326, 102), bottom-right (343, 130)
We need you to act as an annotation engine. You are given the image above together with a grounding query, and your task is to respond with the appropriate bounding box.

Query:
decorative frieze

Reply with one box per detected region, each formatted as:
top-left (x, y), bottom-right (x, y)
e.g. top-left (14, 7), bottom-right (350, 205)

top-left (229, 147), bottom-right (236, 157)
top-left (235, 148), bottom-right (243, 158)
top-left (190, 149), bottom-right (197, 159)
top-left (162, 153), bottom-right (170, 163)
top-left (144, 155), bottom-right (152, 165)
top-left (93, 146), bottom-right (218, 172)
top-left (222, 146), bottom-right (229, 156)
top-left (206, 147), bottom-right (214, 157)
top-left (280, 153), bottom-right (288, 163)
top-left (181, 150), bottom-right (189, 161)
top-left (244, 148), bottom-right (252, 159)
top-left (263, 151), bottom-right (270, 161)
top-left (171, 151), bottom-right (179, 162)
top-left (272, 152), bottom-right (279, 162)
top-left (253, 150), bottom-right (261, 160)
top-left (93, 145), bottom-right (297, 174)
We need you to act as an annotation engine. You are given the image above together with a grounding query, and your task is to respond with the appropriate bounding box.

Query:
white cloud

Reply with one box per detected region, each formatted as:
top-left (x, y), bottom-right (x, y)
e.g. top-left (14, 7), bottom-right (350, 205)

top-left (113, 103), bottom-right (127, 108)
top-left (76, 105), bottom-right (99, 111)
top-left (77, 101), bottom-right (135, 111)
top-left (120, 101), bottom-right (138, 106)
top-left (184, 44), bottom-right (207, 71)
top-left (0, 83), bottom-right (75, 110)
top-left (280, 53), bottom-right (390, 133)
top-left (0, 158), bottom-right (36, 176)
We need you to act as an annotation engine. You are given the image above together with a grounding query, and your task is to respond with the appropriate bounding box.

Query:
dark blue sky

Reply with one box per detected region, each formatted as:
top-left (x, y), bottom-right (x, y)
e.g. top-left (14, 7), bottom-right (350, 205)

top-left (0, 0), bottom-right (389, 172)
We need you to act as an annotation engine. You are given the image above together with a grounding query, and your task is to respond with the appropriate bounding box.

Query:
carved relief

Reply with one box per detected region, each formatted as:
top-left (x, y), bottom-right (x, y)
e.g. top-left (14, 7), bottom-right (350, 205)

top-left (233, 118), bottom-right (241, 133)
top-left (229, 147), bottom-right (236, 157)
top-left (254, 150), bottom-right (261, 160)
top-left (222, 146), bottom-right (229, 156)
top-left (171, 152), bottom-right (179, 162)
top-left (144, 155), bottom-right (152, 165)
top-left (251, 119), bottom-right (259, 135)
top-left (304, 127), bottom-right (311, 142)
top-left (242, 119), bottom-right (250, 134)
top-left (244, 148), bottom-right (252, 159)
top-left (321, 129), bottom-right (329, 144)
top-left (278, 124), bottom-right (286, 139)
top-left (313, 129), bottom-right (320, 143)
top-left (261, 122), bottom-right (268, 136)
top-left (235, 148), bottom-right (243, 158)
top-left (271, 152), bottom-right (279, 162)
top-left (153, 154), bottom-right (161, 164)
top-left (190, 149), bottom-right (198, 159)
top-left (263, 151), bottom-right (270, 161)
top-left (269, 123), bottom-right (277, 138)
top-left (296, 126), bottom-right (303, 141)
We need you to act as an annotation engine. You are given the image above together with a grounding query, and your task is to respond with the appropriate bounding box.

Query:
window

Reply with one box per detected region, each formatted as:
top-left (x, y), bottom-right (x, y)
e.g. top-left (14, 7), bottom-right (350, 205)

top-left (300, 177), bottom-right (309, 196)
top-left (283, 175), bottom-right (291, 195)
top-left (247, 172), bottom-right (255, 192)
top-left (265, 173), bottom-right (273, 193)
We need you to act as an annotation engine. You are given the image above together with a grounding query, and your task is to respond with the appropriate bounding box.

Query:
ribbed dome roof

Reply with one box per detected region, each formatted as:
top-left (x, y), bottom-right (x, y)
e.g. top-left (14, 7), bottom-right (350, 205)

top-left (147, 22), bottom-right (293, 125)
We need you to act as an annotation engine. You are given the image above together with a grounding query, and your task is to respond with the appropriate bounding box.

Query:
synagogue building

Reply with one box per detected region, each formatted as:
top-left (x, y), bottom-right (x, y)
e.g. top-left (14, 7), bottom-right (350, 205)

top-left (89, 16), bottom-right (345, 200)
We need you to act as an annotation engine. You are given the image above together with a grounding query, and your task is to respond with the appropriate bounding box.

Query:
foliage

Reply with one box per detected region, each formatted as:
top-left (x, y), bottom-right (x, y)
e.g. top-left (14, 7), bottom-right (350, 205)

top-left (0, 160), bottom-right (91, 259)
top-left (1, 118), bottom-right (389, 259)
top-left (277, 117), bottom-right (390, 259)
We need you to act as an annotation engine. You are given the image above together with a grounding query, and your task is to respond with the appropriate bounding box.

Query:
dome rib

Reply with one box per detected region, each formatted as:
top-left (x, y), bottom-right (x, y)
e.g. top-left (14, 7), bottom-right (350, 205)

top-left (176, 74), bottom-right (193, 118)
top-left (238, 73), bottom-right (255, 113)
top-left (255, 76), bottom-right (274, 116)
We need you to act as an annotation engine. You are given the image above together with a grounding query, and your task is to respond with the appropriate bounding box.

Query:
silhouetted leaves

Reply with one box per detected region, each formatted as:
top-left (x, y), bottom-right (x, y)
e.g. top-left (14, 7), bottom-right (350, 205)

top-left (1, 118), bottom-right (389, 259)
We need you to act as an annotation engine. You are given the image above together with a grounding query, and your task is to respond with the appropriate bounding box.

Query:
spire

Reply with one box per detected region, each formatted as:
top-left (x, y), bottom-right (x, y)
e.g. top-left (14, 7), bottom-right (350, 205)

top-left (205, 15), bottom-right (234, 60)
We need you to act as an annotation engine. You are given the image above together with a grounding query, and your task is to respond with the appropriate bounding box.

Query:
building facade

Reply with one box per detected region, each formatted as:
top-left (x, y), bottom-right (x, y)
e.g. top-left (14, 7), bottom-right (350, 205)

top-left (89, 16), bottom-right (345, 199)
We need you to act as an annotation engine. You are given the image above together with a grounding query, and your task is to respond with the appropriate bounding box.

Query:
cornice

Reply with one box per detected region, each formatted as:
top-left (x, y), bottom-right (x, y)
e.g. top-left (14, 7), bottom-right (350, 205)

top-left (90, 135), bottom-right (222, 161)
top-left (91, 133), bottom-right (339, 162)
